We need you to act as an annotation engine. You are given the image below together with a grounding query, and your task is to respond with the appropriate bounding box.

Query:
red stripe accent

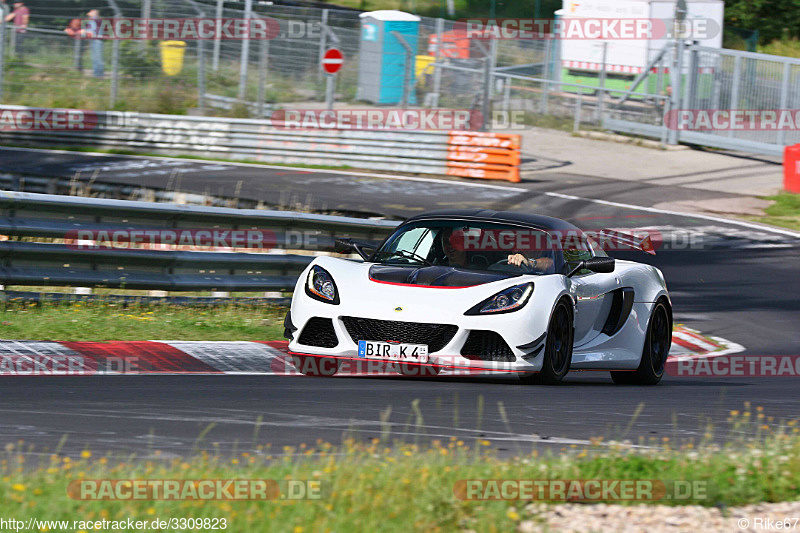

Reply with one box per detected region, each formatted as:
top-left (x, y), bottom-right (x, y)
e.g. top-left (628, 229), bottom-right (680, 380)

top-left (368, 276), bottom-right (472, 289)
top-left (61, 341), bottom-right (222, 374)
top-left (680, 329), bottom-right (721, 347)
top-left (671, 337), bottom-right (705, 353)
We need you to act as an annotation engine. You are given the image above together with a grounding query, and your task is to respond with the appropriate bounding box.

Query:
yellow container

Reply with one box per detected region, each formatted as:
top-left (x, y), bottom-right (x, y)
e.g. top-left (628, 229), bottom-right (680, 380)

top-left (415, 55), bottom-right (436, 80)
top-left (159, 41), bottom-right (186, 76)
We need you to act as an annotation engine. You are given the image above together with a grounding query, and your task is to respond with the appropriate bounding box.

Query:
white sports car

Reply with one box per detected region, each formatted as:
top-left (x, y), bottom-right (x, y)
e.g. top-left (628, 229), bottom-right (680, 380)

top-left (284, 210), bottom-right (672, 385)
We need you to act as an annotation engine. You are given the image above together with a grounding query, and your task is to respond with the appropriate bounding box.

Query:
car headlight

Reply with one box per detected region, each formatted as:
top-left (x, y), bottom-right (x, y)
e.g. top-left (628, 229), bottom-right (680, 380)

top-left (465, 283), bottom-right (533, 315)
top-left (305, 265), bottom-right (339, 304)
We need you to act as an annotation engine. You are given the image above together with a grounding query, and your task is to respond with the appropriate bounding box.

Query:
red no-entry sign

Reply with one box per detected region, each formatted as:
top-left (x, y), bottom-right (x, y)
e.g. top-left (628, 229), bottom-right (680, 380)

top-left (321, 48), bottom-right (344, 75)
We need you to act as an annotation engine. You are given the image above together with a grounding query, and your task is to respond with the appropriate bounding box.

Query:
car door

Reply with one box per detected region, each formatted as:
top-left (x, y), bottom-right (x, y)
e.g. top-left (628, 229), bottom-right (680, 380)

top-left (565, 237), bottom-right (619, 347)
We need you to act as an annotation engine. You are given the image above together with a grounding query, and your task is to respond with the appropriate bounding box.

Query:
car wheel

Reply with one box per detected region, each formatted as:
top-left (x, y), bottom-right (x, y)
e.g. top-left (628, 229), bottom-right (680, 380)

top-left (398, 362), bottom-right (442, 377)
top-left (291, 354), bottom-right (340, 377)
top-left (611, 301), bottom-right (671, 385)
top-left (520, 300), bottom-right (573, 385)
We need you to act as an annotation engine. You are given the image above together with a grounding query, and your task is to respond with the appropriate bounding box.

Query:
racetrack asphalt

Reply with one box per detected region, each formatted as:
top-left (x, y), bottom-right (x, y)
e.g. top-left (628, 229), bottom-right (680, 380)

top-left (0, 147), bottom-right (798, 458)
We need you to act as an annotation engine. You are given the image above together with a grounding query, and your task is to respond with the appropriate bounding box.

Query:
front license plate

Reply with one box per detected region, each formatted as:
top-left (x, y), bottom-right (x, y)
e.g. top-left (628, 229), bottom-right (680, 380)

top-left (357, 340), bottom-right (429, 363)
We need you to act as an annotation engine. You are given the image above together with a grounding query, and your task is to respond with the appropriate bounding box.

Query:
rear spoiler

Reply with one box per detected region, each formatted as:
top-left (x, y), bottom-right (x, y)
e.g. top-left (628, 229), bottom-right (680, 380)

top-left (598, 229), bottom-right (656, 256)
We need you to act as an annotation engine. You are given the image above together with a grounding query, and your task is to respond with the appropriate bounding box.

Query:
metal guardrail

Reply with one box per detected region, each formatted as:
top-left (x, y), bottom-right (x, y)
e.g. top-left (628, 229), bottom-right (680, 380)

top-left (1, 290), bottom-right (291, 307)
top-left (0, 191), bottom-right (399, 292)
top-left (0, 107), bottom-right (522, 182)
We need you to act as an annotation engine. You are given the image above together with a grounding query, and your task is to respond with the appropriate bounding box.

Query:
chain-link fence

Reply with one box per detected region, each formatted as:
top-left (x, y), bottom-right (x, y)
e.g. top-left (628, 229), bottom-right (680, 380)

top-left (0, 1), bottom-right (798, 155)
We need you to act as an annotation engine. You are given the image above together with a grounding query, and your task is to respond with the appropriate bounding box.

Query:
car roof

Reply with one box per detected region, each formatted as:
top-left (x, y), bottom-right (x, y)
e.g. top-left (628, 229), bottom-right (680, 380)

top-left (401, 209), bottom-right (580, 232)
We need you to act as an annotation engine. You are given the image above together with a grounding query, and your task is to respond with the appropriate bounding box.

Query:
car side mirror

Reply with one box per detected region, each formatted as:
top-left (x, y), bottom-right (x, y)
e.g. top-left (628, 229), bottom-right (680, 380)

top-left (334, 238), bottom-right (374, 260)
top-left (567, 256), bottom-right (615, 277)
top-left (334, 238), bottom-right (355, 254)
top-left (585, 256), bottom-right (615, 273)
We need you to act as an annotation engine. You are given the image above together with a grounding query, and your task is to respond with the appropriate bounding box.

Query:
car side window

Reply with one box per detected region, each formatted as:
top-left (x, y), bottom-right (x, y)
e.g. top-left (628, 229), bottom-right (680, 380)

top-left (562, 236), bottom-right (594, 276)
top-left (387, 227), bottom-right (433, 257)
top-left (587, 236), bottom-right (609, 257)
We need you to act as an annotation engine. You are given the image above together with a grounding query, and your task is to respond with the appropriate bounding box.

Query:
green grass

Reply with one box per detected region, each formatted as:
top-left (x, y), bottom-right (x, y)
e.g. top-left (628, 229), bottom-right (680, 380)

top-left (0, 300), bottom-right (286, 341)
top-left (1, 53), bottom-right (306, 115)
top-left (748, 192), bottom-right (800, 231)
top-left (759, 39), bottom-right (800, 58)
top-left (0, 407), bottom-right (799, 531)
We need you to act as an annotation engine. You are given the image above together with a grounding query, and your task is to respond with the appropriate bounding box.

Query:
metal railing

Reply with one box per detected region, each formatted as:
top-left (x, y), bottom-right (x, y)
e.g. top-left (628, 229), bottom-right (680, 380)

top-left (0, 107), bottom-right (522, 180)
top-left (1, 1), bottom-right (798, 157)
top-left (0, 190), bottom-right (398, 292)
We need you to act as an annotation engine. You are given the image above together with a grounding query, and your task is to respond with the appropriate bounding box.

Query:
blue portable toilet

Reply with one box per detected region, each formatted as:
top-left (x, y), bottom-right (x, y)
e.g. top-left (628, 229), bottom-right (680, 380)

top-left (357, 10), bottom-right (420, 105)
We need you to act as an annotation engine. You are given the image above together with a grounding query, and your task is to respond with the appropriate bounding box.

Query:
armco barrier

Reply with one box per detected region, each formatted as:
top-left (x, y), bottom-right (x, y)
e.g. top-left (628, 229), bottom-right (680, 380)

top-left (0, 191), bottom-right (399, 292)
top-left (0, 107), bottom-right (521, 183)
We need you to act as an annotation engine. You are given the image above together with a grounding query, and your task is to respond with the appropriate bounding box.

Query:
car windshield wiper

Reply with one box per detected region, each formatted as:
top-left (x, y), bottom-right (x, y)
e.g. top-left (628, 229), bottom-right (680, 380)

top-left (376, 250), bottom-right (433, 266)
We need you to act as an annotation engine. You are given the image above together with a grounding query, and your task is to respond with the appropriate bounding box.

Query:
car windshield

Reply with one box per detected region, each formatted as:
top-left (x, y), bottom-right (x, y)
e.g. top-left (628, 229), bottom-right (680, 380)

top-left (373, 220), bottom-right (559, 274)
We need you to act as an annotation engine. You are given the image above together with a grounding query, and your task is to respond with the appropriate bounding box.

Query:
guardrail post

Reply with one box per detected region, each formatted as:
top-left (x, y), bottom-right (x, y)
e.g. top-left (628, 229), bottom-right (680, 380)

top-left (656, 52), bottom-right (665, 97)
top-left (668, 41), bottom-right (684, 145)
top-left (481, 45), bottom-right (492, 130)
top-left (182, 1), bottom-right (208, 111)
top-left (0, 3), bottom-right (7, 102)
top-left (682, 45), bottom-right (697, 115)
top-left (107, 0), bottom-right (122, 109)
top-left (778, 61), bottom-right (791, 147)
top-left (257, 23), bottom-right (269, 117)
top-left (325, 73), bottom-right (336, 110)
top-left (727, 54), bottom-right (741, 139)
top-left (110, 39), bottom-right (120, 108)
top-left (596, 42), bottom-right (607, 124)
top-left (502, 74), bottom-right (510, 111)
top-left (391, 31), bottom-right (413, 109)
top-left (541, 39), bottom-right (550, 115)
top-left (7, 13), bottom-right (14, 57)
top-left (430, 18), bottom-right (444, 108)
top-left (317, 9), bottom-right (328, 81)
top-left (660, 97), bottom-right (670, 146)
top-left (197, 39), bottom-right (206, 112)
top-left (73, 36), bottom-right (83, 72)
top-left (573, 93), bottom-right (582, 132)
top-left (141, 0), bottom-right (151, 51)
top-left (238, 0), bottom-right (252, 99)
top-left (710, 51), bottom-right (722, 111)
top-left (213, 0), bottom-right (223, 71)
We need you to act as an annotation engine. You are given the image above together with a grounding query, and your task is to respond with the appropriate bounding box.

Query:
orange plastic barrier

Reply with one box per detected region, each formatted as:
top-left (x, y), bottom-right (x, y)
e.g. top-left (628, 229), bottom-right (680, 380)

top-left (445, 132), bottom-right (521, 182)
top-left (448, 132), bottom-right (521, 149)
top-left (784, 144), bottom-right (800, 193)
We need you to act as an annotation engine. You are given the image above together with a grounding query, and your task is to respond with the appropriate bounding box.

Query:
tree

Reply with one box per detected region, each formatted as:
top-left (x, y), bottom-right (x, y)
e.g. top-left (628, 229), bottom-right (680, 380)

top-left (725, 0), bottom-right (800, 44)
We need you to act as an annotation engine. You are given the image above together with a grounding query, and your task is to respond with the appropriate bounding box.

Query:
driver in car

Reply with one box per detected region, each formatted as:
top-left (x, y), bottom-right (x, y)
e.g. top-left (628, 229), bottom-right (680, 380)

top-left (440, 227), bottom-right (554, 273)
top-left (507, 251), bottom-right (554, 272)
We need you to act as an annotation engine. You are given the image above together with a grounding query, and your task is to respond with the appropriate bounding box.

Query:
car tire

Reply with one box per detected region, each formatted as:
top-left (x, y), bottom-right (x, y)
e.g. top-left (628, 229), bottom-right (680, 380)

top-left (520, 299), bottom-right (573, 385)
top-left (291, 354), bottom-right (340, 377)
top-left (611, 300), bottom-right (671, 385)
top-left (398, 362), bottom-right (442, 377)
